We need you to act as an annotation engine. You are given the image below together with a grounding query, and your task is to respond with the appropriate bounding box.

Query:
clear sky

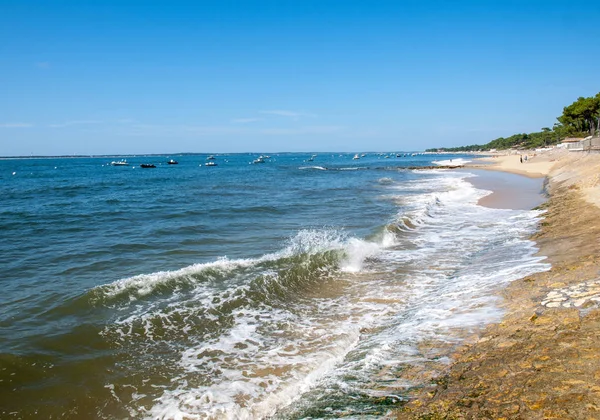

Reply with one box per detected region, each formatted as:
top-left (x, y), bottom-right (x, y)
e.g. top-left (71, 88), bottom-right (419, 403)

top-left (1, 0), bottom-right (599, 156)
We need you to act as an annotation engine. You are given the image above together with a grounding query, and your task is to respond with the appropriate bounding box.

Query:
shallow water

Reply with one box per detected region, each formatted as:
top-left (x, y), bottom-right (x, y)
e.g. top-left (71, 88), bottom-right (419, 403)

top-left (0, 153), bottom-right (550, 418)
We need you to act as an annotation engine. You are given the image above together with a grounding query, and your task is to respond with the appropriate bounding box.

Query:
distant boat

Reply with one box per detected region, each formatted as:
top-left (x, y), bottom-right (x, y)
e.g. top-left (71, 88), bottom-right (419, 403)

top-left (353, 154), bottom-right (360, 160)
top-left (252, 157), bottom-right (265, 164)
top-left (205, 161), bottom-right (217, 167)
top-left (167, 159), bottom-right (178, 165)
top-left (140, 163), bottom-right (156, 168)
top-left (307, 154), bottom-right (317, 162)
top-left (206, 155), bottom-right (216, 160)
top-left (111, 159), bottom-right (129, 166)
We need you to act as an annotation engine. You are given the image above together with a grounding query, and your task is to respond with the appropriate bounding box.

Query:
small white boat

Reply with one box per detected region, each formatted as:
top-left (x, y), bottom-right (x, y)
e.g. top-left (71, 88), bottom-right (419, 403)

top-left (252, 157), bottom-right (265, 164)
top-left (206, 155), bottom-right (216, 160)
top-left (111, 160), bottom-right (129, 166)
top-left (167, 159), bottom-right (178, 165)
top-left (205, 161), bottom-right (217, 167)
top-left (352, 154), bottom-right (360, 160)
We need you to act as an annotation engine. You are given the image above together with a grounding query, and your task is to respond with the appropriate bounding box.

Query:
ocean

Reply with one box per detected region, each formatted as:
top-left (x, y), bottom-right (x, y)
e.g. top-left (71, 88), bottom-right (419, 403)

top-left (0, 153), bottom-right (549, 419)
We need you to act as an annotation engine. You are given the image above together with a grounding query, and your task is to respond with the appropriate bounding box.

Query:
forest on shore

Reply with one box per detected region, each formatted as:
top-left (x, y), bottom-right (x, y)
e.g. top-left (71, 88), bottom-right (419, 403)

top-left (428, 92), bottom-right (600, 152)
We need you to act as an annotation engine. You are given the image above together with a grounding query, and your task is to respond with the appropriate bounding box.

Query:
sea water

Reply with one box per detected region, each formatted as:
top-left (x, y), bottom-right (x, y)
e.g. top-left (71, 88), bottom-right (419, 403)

top-left (0, 153), bottom-right (549, 419)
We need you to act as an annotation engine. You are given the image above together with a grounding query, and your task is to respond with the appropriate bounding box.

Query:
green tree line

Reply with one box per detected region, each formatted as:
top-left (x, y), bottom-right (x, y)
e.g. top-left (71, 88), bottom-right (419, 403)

top-left (428, 92), bottom-right (600, 152)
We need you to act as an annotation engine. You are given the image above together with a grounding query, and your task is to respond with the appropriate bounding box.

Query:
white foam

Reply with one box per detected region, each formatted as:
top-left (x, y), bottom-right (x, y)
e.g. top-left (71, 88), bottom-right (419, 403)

top-left (339, 238), bottom-right (381, 272)
top-left (298, 166), bottom-right (327, 170)
top-left (378, 177), bottom-right (394, 185)
top-left (280, 228), bottom-right (345, 256)
top-left (431, 157), bottom-right (471, 167)
top-left (94, 257), bottom-right (259, 301)
top-left (145, 305), bottom-right (362, 420)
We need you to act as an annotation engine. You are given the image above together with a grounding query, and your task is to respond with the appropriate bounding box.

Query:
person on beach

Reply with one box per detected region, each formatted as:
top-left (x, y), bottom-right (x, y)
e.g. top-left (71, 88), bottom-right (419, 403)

top-left (520, 155), bottom-right (523, 163)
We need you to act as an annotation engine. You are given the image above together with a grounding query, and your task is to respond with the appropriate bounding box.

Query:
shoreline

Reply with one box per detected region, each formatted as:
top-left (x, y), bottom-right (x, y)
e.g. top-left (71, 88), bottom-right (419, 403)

top-left (400, 150), bottom-right (600, 418)
top-left (465, 169), bottom-right (546, 210)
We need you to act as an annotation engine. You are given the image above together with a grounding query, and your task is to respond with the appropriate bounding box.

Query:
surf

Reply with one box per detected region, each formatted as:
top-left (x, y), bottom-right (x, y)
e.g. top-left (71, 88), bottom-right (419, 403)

top-left (0, 155), bottom-right (551, 419)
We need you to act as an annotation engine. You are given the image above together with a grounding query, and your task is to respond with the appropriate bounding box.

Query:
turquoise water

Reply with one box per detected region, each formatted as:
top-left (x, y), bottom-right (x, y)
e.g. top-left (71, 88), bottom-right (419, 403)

top-left (0, 153), bottom-right (549, 419)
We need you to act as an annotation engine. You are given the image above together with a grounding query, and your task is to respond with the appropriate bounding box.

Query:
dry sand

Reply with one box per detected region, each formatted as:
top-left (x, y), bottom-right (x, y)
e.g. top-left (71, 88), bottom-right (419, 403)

top-left (399, 149), bottom-right (600, 419)
top-left (468, 149), bottom-right (564, 178)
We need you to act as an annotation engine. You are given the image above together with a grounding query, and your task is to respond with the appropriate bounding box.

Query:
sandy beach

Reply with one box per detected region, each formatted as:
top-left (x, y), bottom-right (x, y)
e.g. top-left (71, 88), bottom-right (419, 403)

top-left (468, 149), bottom-right (564, 178)
top-left (400, 149), bottom-right (600, 419)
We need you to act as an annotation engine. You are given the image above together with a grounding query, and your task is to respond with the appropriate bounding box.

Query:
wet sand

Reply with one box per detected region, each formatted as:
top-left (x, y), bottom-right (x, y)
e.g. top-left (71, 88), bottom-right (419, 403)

top-left (466, 169), bottom-right (546, 210)
top-left (399, 150), bottom-right (600, 419)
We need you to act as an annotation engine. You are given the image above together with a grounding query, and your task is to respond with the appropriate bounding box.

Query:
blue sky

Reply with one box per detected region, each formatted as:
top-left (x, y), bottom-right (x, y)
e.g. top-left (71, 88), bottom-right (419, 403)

top-left (1, 0), bottom-right (599, 156)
